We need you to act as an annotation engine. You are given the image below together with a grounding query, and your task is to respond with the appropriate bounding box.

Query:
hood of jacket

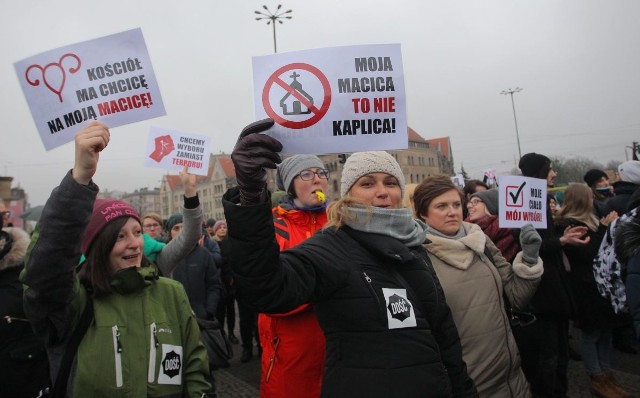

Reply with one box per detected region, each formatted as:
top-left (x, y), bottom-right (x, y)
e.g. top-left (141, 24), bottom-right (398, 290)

top-left (425, 222), bottom-right (487, 270)
top-left (109, 265), bottom-right (159, 295)
top-left (0, 227), bottom-right (30, 272)
top-left (613, 181), bottom-right (639, 196)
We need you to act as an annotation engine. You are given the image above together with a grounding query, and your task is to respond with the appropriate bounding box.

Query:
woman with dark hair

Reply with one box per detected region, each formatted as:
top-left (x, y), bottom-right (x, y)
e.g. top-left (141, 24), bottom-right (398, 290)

top-left (222, 119), bottom-right (478, 398)
top-left (465, 188), bottom-right (519, 264)
top-left (555, 184), bottom-right (628, 397)
top-left (22, 122), bottom-right (210, 397)
top-left (413, 175), bottom-right (543, 397)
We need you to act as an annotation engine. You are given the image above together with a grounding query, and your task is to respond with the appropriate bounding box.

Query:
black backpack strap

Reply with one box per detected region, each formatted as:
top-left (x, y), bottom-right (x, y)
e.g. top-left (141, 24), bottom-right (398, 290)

top-left (50, 298), bottom-right (94, 398)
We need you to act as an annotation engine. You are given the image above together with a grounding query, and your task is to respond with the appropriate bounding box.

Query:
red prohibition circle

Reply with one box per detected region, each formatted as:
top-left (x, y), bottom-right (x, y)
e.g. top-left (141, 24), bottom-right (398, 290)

top-left (262, 62), bottom-right (332, 129)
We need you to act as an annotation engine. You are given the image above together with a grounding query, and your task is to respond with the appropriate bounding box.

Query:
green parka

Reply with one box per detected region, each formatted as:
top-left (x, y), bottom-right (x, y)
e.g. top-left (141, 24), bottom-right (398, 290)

top-left (22, 171), bottom-right (210, 397)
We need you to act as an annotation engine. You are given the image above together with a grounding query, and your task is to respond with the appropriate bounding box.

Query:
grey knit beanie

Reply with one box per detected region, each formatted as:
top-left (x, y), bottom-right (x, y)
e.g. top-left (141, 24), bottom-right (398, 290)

top-left (165, 213), bottom-right (183, 232)
top-left (340, 151), bottom-right (405, 197)
top-left (471, 188), bottom-right (499, 216)
top-left (276, 154), bottom-right (325, 194)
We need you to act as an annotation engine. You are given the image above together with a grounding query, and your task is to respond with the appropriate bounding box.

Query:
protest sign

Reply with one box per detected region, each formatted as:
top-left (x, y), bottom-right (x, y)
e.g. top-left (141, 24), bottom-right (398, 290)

top-left (482, 169), bottom-right (497, 187)
top-left (252, 44), bottom-right (407, 154)
top-left (498, 175), bottom-right (548, 229)
top-left (145, 126), bottom-right (211, 176)
top-left (451, 174), bottom-right (465, 188)
top-left (15, 28), bottom-right (165, 150)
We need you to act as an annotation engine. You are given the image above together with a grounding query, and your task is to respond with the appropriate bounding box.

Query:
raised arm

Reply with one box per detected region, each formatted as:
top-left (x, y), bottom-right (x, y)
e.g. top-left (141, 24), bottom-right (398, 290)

top-left (22, 122), bottom-right (109, 344)
top-left (155, 167), bottom-right (203, 276)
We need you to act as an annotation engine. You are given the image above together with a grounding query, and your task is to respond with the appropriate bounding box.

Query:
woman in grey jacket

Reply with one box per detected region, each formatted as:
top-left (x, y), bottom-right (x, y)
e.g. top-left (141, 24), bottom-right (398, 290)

top-left (414, 176), bottom-right (543, 398)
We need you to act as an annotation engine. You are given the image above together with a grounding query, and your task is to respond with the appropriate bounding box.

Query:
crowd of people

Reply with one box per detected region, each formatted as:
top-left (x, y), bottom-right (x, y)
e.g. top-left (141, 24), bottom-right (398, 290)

top-left (1, 118), bottom-right (639, 397)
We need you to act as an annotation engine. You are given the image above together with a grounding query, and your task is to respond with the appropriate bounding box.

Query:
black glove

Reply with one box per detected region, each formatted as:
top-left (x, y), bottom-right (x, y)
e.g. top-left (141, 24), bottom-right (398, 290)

top-left (231, 118), bottom-right (283, 205)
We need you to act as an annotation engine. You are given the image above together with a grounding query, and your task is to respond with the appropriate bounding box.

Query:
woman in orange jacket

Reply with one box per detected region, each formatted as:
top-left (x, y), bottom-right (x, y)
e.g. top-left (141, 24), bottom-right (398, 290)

top-left (259, 154), bottom-right (330, 398)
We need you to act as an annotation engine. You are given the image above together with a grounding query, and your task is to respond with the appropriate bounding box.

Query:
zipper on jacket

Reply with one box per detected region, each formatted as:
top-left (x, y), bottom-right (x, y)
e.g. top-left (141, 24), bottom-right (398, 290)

top-left (112, 325), bottom-right (123, 387)
top-left (362, 271), bottom-right (385, 323)
top-left (148, 323), bottom-right (158, 383)
top-left (419, 256), bottom-right (441, 308)
top-left (3, 315), bottom-right (29, 323)
top-left (264, 337), bottom-right (280, 383)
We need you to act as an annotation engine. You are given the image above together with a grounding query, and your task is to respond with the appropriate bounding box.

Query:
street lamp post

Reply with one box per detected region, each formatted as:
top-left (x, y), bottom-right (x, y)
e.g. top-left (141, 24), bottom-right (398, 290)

top-left (254, 4), bottom-right (293, 53)
top-left (500, 87), bottom-right (523, 160)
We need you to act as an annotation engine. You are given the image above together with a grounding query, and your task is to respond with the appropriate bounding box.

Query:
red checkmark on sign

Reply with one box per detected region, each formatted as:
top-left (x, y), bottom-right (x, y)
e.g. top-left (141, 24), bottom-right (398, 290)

top-left (505, 183), bottom-right (526, 208)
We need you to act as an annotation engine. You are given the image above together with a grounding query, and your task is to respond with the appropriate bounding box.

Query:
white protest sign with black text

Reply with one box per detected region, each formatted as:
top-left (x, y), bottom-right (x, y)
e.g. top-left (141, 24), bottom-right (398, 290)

top-left (498, 175), bottom-right (548, 229)
top-left (14, 28), bottom-right (165, 150)
top-left (252, 44), bottom-right (407, 154)
top-left (145, 127), bottom-right (211, 176)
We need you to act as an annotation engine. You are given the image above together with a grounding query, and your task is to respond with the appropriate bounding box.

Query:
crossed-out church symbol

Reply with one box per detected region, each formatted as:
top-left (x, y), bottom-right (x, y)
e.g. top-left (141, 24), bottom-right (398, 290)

top-left (279, 71), bottom-right (314, 115)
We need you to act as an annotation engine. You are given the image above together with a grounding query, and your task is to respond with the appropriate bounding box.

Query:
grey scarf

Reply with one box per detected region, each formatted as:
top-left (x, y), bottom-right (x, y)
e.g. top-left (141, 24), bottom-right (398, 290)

top-left (343, 206), bottom-right (428, 247)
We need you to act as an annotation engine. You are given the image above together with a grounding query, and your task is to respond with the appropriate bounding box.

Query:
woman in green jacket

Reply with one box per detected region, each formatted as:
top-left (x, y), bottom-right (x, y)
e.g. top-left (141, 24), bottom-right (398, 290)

top-left (22, 122), bottom-right (210, 397)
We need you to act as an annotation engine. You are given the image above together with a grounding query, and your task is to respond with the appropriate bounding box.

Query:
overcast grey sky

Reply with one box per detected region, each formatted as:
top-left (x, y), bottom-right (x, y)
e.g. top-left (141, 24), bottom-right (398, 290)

top-left (2, 1), bottom-right (639, 206)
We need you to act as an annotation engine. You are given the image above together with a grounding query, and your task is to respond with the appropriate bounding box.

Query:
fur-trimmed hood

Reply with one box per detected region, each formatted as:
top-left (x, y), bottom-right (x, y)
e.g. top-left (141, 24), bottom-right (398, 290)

top-left (0, 227), bottom-right (30, 271)
top-left (615, 209), bottom-right (640, 264)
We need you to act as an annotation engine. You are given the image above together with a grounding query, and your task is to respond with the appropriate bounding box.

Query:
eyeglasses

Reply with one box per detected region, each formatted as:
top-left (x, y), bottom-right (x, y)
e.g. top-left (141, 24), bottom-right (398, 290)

top-left (298, 169), bottom-right (329, 181)
top-left (468, 199), bottom-right (484, 207)
top-left (143, 222), bottom-right (160, 229)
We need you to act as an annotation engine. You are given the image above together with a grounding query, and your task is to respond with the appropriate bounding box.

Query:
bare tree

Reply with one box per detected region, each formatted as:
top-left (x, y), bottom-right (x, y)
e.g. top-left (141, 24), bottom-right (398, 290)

top-left (605, 160), bottom-right (622, 172)
top-left (550, 156), bottom-right (603, 185)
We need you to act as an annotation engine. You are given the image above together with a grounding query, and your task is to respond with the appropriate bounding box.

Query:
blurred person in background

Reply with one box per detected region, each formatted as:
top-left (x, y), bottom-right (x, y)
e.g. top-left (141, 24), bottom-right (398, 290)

top-left (554, 184), bottom-right (628, 398)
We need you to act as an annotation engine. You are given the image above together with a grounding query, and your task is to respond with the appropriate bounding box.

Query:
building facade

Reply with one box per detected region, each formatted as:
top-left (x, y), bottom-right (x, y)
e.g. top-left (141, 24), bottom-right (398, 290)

top-left (121, 187), bottom-right (162, 217)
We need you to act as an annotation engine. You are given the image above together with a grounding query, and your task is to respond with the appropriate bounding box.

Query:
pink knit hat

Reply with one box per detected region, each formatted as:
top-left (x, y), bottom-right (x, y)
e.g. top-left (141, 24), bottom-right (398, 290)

top-left (81, 199), bottom-right (140, 254)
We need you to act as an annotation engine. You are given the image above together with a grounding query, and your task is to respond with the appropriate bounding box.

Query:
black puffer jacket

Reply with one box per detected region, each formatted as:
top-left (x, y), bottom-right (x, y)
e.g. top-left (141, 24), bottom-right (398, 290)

top-left (604, 181), bottom-right (639, 215)
top-left (0, 228), bottom-right (49, 397)
top-left (223, 189), bottom-right (477, 398)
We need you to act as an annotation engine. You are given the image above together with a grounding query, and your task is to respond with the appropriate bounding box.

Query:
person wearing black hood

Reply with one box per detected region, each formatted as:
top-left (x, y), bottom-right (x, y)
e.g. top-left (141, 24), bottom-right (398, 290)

top-left (516, 153), bottom-right (590, 397)
top-left (0, 221), bottom-right (50, 398)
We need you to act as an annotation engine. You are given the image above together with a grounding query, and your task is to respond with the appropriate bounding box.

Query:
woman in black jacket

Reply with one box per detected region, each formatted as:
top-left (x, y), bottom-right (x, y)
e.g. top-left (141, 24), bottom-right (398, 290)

top-left (222, 119), bottom-right (477, 398)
